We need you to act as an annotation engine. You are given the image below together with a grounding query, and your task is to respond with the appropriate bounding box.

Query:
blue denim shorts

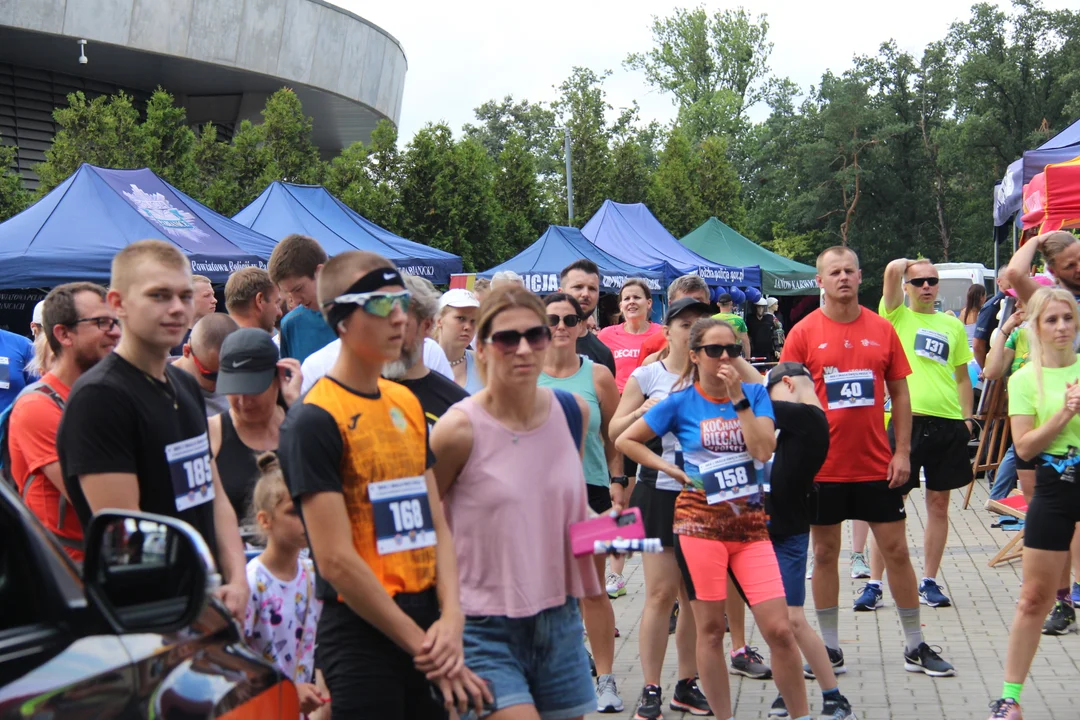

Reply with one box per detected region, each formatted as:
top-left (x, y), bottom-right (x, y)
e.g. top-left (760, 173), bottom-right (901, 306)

top-left (461, 598), bottom-right (595, 720)
top-left (770, 532), bottom-right (810, 606)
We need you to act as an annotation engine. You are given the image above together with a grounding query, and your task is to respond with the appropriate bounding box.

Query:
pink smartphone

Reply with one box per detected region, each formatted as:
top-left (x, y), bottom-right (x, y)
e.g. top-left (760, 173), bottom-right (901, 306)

top-left (570, 507), bottom-right (645, 557)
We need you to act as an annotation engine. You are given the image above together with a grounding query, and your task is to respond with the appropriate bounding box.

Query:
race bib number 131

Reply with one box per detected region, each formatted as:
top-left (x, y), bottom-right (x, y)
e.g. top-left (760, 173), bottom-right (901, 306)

top-left (915, 329), bottom-right (950, 366)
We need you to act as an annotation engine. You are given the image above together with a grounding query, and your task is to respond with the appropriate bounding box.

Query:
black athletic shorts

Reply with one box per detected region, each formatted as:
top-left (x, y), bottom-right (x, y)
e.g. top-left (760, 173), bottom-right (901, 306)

top-left (889, 415), bottom-right (974, 494)
top-left (629, 480), bottom-right (678, 547)
top-left (810, 480), bottom-right (907, 525)
top-left (1016, 452), bottom-right (1036, 471)
top-left (1025, 464), bottom-right (1080, 552)
top-left (625, 459), bottom-right (639, 479)
top-left (316, 589), bottom-right (447, 720)
top-left (587, 484), bottom-right (613, 514)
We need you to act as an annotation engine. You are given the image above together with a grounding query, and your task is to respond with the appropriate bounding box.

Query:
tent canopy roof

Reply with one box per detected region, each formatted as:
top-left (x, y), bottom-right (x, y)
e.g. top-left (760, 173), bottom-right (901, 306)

top-left (480, 225), bottom-right (665, 294)
top-left (233, 182), bottom-right (461, 283)
top-left (581, 200), bottom-right (759, 287)
top-left (995, 118), bottom-right (1080, 226)
top-left (0, 164), bottom-right (274, 289)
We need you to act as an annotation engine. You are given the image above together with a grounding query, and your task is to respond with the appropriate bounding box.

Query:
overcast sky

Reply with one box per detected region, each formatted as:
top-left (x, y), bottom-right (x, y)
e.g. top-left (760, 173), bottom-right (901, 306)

top-left (339, 0), bottom-right (1071, 143)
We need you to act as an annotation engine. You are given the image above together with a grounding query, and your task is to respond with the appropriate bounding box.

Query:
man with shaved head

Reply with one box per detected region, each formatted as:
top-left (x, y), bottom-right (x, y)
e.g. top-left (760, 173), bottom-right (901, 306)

top-left (58, 240), bottom-right (249, 621)
top-left (171, 313), bottom-right (240, 416)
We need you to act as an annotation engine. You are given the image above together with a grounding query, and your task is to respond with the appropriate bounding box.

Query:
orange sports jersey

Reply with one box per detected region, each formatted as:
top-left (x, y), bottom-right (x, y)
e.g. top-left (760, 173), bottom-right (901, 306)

top-left (779, 308), bottom-right (911, 482)
top-left (639, 332), bottom-right (669, 362)
top-left (296, 376), bottom-right (436, 597)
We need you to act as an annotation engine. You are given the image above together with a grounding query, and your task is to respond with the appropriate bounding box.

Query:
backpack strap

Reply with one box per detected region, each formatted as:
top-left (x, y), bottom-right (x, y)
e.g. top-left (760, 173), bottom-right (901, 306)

top-left (552, 388), bottom-right (583, 451)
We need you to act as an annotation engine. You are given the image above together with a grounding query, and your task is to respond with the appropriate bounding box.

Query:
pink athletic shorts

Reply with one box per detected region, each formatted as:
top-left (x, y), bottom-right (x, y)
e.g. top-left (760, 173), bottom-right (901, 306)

top-left (674, 535), bottom-right (786, 605)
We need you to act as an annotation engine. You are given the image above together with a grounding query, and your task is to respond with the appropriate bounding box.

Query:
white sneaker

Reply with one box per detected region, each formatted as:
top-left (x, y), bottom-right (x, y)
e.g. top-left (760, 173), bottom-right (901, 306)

top-left (606, 572), bottom-right (626, 598)
top-left (596, 674), bottom-right (624, 713)
top-left (850, 552), bottom-right (871, 579)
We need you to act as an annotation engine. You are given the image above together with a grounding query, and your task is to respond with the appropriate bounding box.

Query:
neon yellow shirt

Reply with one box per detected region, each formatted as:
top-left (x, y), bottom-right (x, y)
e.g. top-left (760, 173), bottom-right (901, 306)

top-left (712, 312), bottom-right (747, 334)
top-left (880, 300), bottom-right (973, 420)
top-left (1005, 327), bottom-right (1031, 375)
top-left (1008, 359), bottom-right (1080, 457)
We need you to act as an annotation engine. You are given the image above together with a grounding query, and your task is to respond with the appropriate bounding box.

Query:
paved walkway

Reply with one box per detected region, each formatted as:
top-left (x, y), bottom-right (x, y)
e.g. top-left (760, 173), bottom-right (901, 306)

top-left (587, 480), bottom-right (1079, 719)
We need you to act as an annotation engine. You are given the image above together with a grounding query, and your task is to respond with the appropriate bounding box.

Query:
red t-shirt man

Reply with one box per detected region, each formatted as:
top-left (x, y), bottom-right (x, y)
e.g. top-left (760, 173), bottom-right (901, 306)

top-left (638, 331), bottom-right (668, 362)
top-left (9, 373), bottom-right (83, 561)
top-left (779, 308), bottom-right (911, 482)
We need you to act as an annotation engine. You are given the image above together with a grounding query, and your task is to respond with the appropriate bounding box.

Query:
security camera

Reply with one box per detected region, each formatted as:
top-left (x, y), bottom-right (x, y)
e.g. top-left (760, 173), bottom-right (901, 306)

top-left (78, 39), bottom-right (87, 65)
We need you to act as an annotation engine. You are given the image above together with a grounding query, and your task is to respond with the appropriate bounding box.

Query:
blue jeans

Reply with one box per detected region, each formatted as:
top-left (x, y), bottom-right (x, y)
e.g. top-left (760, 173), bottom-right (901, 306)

top-left (990, 445), bottom-right (1018, 500)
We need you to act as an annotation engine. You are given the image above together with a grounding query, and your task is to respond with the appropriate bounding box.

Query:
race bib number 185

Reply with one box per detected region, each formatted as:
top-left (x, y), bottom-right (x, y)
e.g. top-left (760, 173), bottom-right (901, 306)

top-left (824, 370), bottom-right (875, 410)
top-left (166, 433), bottom-right (215, 511)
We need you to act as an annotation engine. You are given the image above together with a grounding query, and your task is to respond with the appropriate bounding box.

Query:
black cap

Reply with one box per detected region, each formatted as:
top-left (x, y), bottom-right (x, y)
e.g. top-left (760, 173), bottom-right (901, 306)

top-left (665, 297), bottom-right (713, 324)
top-left (765, 361), bottom-right (813, 390)
top-left (216, 328), bottom-right (280, 395)
top-left (716, 292), bottom-right (733, 305)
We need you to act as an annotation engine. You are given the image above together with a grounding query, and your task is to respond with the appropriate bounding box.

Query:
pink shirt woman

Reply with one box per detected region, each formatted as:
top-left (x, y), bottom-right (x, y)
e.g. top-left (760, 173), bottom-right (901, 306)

top-left (598, 279), bottom-right (663, 392)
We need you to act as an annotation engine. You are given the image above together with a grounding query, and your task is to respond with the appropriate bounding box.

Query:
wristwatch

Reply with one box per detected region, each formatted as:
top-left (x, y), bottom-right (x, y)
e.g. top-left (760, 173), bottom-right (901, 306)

top-left (610, 475), bottom-right (629, 487)
top-left (733, 397), bottom-right (752, 412)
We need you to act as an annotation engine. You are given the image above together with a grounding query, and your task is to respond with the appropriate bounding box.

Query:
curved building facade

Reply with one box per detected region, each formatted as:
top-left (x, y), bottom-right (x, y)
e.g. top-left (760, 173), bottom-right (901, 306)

top-left (0, 0), bottom-right (407, 187)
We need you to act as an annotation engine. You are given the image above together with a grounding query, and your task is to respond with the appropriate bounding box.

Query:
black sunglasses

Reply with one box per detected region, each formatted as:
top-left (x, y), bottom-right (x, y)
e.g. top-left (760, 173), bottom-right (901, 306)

top-left (547, 313), bottom-right (581, 328)
top-left (906, 277), bottom-right (939, 288)
top-left (693, 343), bottom-right (742, 359)
top-left (486, 326), bottom-right (552, 353)
top-left (70, 316), bottom-right (120, 331)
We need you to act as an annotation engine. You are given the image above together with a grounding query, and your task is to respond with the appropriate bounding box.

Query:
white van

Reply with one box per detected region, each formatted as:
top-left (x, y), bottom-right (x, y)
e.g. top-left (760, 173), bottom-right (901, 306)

top-left (933, 262), bottom-right (995, 314)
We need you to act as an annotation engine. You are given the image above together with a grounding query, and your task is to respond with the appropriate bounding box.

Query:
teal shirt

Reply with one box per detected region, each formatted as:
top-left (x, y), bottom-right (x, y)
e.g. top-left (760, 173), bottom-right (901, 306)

top-left (539, 357), bottom-right (607, 487)
top-left (279, 306), bottom-right (337, 363)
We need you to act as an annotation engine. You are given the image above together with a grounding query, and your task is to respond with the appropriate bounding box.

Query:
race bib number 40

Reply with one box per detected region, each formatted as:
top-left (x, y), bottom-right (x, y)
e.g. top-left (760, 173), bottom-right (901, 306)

top-left (915, 329), bottom-right (950, 366)
top-left (166, 433), bottom-right (215, 511)
top-left (368, 476), bottom-right (437, 555)
top-left (825, 370), bottom-right (875, 410)
top-left (699, 452), bottom-right (761, 505)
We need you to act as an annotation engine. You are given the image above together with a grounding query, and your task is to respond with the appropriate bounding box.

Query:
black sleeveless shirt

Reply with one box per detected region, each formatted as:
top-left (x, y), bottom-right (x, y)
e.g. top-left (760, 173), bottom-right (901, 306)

top-left (218, 410), bottom-right (263, 522)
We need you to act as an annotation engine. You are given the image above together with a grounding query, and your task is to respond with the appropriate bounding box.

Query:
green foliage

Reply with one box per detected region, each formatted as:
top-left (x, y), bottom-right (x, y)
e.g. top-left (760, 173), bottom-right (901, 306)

top-left (648, 127), bottom-right (704, 238)
top-left (0, 138), bottom-right (28, 221)
top-left (259, 88), bottom-right (324, 185)
top-left (553, 67), bottom-right (615, 224)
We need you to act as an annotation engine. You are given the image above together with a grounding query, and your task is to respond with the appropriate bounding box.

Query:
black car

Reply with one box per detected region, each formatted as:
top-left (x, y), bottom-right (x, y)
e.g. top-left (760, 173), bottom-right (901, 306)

top-left (0, 479), bottom-right (299, 718)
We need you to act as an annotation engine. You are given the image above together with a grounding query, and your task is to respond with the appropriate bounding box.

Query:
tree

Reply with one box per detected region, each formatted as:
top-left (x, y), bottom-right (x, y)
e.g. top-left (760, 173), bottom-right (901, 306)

top-left (697, 135), bottom-right (746, 230)
top-left (259, 88), bottom-right (324, 185)
top-left (325, 120), bottom-right (402, 230)
top-left (648, 127), bottom-right (703, 237)
top-left (552, 67), bottom-right (615, 224)
top-left (140, 89), bottom-right (196, 192)
top-left (190, 123), bottom-right (237, 214)
top-left (609, 137), bottom-right (650, 205)
top-left (495, 133), bottom-right (549, 255)
top-left (626, 6), bottom-right (774, 139)
top-left (463, 96), bottom-right (560, 174)
top-left (0, 138), bottom-right (28, 221)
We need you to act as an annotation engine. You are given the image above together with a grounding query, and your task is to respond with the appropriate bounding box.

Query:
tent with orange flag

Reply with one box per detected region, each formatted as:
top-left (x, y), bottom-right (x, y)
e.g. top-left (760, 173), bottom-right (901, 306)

top-left (1021, 155), bottom-right (1080, 234)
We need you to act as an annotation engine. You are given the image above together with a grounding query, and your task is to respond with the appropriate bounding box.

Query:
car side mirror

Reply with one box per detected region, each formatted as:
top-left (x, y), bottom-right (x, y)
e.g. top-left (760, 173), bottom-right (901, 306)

top-left (83, 510), bottom-right (218, 634)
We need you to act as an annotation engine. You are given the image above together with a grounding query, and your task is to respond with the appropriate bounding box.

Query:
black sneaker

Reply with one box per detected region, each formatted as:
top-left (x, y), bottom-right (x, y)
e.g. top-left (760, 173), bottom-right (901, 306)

top-left (1042, 600), bottom-right (1078, 635)
top-left (729, 646), bottom-right (772, 679)
top-left (768, 694), bottom-right (789, 718)
top-left (670, 600), bottom-right (679, 635)
top-left (634, 685), bottom-right (664, 720)
top-left (803, 646), bottom-right (846, 679)
top-left (671, 677), bottom-right (712, 716)
top-left (821, 694), bottom-right (857, 719)
top-left (903, 642), bottom-right (956, 677)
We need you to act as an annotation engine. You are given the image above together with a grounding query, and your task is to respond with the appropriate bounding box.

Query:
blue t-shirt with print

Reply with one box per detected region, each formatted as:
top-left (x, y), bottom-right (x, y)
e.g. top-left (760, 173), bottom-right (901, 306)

top-left (0, 329), bottom-right (34, 414)
top-left (279, 306), bottom-right (337, 363)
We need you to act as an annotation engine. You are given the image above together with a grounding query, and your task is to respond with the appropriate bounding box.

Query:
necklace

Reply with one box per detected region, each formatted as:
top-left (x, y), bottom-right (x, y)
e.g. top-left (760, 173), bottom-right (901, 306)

top-left (449, 353), bottom-right (467, 367)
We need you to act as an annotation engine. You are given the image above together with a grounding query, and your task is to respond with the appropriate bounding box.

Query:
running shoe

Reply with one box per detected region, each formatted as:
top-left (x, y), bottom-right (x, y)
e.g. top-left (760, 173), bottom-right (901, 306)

top-left (820, 694), bottom-right (857, 719)
top-left (669, 600), bottom-right (679, 634)
top-left (596, 674), bottom-right (624, 713)
top-left (903, 642), bottom-right (956, 677)
top-left (634, 684), bottom-right (664, 720)
top-left (606, 572), bottom-right (627, 599)
top-left (853, 582), bottom-right (884, 611)
top-left (919, 578), bottom-right (952, 607)
top-left (804, 646), bottom-right (847, 679)
top-left (1041, 600), bottom-right (1078, 635)
top-left (671, 677), bottom-right (712, 716)
top-left (987, 698), bottom-right (1023, 719)
top-left (730, 646), bottom-right (772, 679)
top-left (849, 552), bottom-right (870, 579)
top-left (768, 694), bottom-right (788, 718)
top-left (1072, 582), bottom-right (1080, 606)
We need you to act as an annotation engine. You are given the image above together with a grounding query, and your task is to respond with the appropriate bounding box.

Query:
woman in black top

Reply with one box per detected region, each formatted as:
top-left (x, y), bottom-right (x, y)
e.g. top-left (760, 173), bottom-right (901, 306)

top-left (209, 328), bottom-right (301, 523)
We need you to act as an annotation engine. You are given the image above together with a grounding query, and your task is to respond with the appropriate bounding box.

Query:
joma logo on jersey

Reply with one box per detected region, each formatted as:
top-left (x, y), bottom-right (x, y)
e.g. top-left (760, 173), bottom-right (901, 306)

top-left (700, 417), bottom-right (744, 453)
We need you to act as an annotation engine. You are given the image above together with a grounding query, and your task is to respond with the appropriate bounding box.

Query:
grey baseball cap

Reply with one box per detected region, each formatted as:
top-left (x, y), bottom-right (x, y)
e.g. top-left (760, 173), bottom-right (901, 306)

top-left (216, 328), bottom-right (280, 395)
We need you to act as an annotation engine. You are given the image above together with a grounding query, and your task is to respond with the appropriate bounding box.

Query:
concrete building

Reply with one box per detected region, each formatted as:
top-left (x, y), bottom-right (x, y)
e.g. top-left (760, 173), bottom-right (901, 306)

top-left (0, 0), bottom-right (407, 187)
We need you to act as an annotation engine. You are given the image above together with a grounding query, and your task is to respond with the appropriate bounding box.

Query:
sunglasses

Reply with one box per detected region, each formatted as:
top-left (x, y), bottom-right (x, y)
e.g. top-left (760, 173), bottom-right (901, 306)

top-left (70, 316), bottom-right (120, 331)
top-left (693, 343), bottom-right (742, 359)
top-left (547, 313), bottom-right (581, 328)
top-left (190, 351), bottom-right (218, 381)
top-left (486, 325), bottom-right (552, 353)
top-left (906, 277), bottom-right (939, 288)
top-left (325, 290), bottom-right (411, 318)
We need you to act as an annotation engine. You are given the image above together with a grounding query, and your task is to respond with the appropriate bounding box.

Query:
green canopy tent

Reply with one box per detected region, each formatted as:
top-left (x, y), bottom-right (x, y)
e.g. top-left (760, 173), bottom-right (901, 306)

top-left (680, 217), bottom-right (818, 296)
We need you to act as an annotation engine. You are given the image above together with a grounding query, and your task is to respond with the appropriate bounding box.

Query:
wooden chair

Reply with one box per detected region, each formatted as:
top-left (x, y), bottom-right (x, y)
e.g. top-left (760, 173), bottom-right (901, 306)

top-left (964, 377), bottom-right (1011, 509)
top-left (986, 493), bottom-right (1028, 567)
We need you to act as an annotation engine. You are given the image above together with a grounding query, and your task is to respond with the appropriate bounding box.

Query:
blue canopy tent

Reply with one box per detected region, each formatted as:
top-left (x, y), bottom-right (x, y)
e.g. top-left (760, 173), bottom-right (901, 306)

top-left (995, 118), bottom-right (1080, 227)
top-left (233, 182), bottom-right (462, 284)
top-left (478, 225), bottom-right (665, 295)
top-left (581, 200), bottom-right (760, 289)
top-left (0, 164), bottom-right (276, 289)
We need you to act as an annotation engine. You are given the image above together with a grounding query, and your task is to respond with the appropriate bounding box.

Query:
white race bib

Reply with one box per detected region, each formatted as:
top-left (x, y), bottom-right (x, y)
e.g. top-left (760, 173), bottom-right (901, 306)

top-left (166, 433), bottom-right (215, 511)
top-left (824, 370), bottom-right (875, 410)
top-left (368, 476), bottom-right (437, 555)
